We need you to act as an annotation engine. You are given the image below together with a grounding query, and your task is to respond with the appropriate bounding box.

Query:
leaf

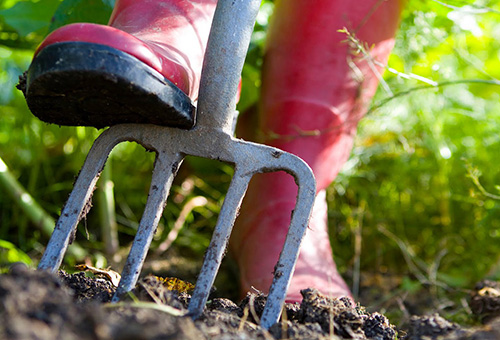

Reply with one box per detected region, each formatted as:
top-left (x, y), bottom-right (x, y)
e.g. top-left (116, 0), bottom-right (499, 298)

top-left (157, 276), bottom-right (195, 294)
top-left (0, 0), bottom-right (61, 37)
top-left (75, 264), bottom-right (121, 286)
top-left (0, 239), bottom-right (32, 265)
top-left (49, 0), bottom-right (114, 33)
top-left (238, 63), bottom-right (261, 114)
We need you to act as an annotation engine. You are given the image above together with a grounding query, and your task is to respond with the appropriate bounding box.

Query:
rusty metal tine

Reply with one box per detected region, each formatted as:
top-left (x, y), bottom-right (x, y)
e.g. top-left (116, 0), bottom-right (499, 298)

top-left (112, 150), bottom-right (183, 301)
top-left (188, 168), bottom-right (252, 318)
top-left (38, 127), bottom-right (130, 271)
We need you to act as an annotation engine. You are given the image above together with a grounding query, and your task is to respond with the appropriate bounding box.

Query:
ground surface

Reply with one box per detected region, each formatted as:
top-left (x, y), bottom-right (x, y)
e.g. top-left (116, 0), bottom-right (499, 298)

top-left (1, 265), bottom-right (500, 339)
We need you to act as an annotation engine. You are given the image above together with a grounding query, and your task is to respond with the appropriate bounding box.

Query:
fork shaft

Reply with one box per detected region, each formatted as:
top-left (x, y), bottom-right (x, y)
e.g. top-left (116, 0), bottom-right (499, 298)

top-left (112, 151), bottom-right (183, 301)
top-left (197, 0), bottom-right (261, 133)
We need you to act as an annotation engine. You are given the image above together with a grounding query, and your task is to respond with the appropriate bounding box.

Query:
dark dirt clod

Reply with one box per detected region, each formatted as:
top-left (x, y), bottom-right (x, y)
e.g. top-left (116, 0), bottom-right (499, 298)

top-left (0, 266), bottom-right (104, 340)
top-left (16, 71), bottom-right (27, 95)
top-left (208, 298), bottom-right (240, 314)
top-left (283, 302), bottom-right (302, 321)
top-left (363, 312), bottom-right (397, 340)
top-left (269, 321), bottom-right (324, 339)
top-left (238, 290), bottom-right (268, 324)
top-left (60, 270), bottom-right (116, 303)
top-left (405, 314), bottom-right (466, 340)
top-left (106, 308), bottom-right (203, 340)
top-left (237, 290), bottom-right (302, 324)
top-left (196, 310), bottom-right (271, 340)
top-left (470, 280), bottom-right (500, 323)
top-left (298, 288), bottom-right (397, 339)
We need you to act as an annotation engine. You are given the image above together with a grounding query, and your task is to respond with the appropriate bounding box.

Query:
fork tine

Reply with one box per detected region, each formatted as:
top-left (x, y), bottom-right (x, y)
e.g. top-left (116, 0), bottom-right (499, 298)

top-left (38, 128), bottom-right (123, 271)
top-left (112, 151), bottom-right (183, 301)
top-left (260, 162), bottom-right (316, 328)
top-left (188, 168), bottom-right (252, 318)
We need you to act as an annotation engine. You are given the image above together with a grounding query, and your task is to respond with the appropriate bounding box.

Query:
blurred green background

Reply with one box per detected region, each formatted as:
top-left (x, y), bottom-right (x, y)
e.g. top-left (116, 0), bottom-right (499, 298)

top-left (0, 0), bottom-right (499, 324)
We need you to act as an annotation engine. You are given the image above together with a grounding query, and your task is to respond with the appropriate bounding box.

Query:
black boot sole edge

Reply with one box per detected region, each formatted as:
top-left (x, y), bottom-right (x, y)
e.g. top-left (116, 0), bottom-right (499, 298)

top-left (20, 42), bottom-right (196, 129)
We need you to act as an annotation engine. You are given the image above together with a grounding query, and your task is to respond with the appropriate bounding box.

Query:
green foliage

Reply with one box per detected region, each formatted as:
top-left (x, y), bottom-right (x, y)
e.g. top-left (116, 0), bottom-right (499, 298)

top-left (238, 1), bottom-right (274, 113)
top-left (329, 0), bottom-right (500, 308)
top-left (0, 239), bottom-right (32, 269)
top-left (0, 0), bottom-right (60, 37)
top-left (49, 0), bottom-right (114, 32)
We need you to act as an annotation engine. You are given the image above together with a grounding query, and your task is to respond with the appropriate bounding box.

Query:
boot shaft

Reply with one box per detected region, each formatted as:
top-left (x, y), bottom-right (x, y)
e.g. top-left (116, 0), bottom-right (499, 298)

top-left (109, 0), bottom-right (218, 100)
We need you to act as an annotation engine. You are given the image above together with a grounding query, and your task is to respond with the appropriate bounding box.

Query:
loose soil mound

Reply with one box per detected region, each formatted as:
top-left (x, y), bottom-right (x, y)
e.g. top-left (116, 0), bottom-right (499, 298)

top-left (1, 265), bottom-right (500, 339)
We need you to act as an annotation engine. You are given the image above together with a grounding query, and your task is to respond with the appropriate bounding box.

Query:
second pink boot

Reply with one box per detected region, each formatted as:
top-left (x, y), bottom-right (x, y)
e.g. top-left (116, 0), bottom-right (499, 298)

top-left (231, 0), bottom-right (403, 302)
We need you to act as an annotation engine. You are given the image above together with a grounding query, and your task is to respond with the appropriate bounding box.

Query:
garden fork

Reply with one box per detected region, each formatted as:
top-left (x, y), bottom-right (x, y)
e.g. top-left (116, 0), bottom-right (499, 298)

top-left (37, 0), bottom-right (316, 329)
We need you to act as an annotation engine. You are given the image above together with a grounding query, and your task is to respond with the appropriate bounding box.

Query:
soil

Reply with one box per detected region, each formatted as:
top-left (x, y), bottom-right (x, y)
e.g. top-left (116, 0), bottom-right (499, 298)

top-left (2, 264), bottom-right (500, 340)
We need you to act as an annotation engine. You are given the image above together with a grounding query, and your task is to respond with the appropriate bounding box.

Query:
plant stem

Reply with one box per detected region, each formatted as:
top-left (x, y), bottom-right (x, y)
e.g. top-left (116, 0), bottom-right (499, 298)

top-left (97, 161), bottom-right (119, 258)
top-left (0, 156), bottom-right (54, 236)
top-left (0, 156), bottom-right (85, 259)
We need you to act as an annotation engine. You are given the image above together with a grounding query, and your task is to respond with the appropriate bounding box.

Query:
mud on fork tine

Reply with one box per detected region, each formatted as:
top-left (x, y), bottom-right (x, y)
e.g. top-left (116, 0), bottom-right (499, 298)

top-left (37, 0), bottom-right (317, 330)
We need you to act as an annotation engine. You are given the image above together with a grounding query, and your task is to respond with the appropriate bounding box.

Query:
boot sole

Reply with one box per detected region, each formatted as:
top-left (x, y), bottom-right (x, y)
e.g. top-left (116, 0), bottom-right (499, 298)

top-left (22, 42), bottom-right (195, 129)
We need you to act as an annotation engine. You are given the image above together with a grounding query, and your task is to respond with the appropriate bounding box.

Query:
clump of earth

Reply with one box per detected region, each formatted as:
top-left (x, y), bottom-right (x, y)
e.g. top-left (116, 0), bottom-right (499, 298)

top-left (1, 265), bottom-right (500, 339)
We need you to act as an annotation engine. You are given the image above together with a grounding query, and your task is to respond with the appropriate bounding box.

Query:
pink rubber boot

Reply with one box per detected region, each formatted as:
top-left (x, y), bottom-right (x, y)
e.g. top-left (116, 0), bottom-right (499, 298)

top-left (22, 0), bottom-right (217, 128)
top-left (231, 0), bottom-right (403, 302)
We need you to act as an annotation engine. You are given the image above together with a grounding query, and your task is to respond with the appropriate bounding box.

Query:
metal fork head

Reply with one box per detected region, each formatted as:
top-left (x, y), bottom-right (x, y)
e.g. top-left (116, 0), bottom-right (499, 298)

top-left (37, 122), bottom-right (316, 329)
